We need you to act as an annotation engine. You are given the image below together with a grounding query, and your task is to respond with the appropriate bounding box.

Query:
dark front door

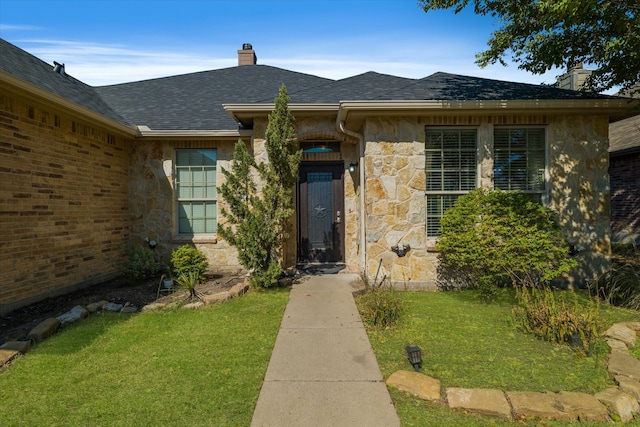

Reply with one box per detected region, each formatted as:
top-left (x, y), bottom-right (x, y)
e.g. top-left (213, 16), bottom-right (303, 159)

top-left (297, 162), bottom-right (344, 263)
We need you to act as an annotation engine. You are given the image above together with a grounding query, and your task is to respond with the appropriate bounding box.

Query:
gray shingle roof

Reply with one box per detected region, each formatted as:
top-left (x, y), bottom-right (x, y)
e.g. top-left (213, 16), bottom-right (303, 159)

top-left (382, 72), bottom-right (616, 100)
top-left (95, 65), bottom-right (333, 130)
top-left (610, 116), bottom-right (640, 154)
top-left (0, 38), bottom-right (130, 125)
top-left (1, 38), bottom-right (623, 133)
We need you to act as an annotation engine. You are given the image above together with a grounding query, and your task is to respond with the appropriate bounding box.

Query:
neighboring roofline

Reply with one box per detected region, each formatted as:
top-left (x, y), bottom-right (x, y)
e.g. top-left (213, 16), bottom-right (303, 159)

top-left (610, 146), bottom-right (640, 156)
top-left (135, 125), bottom-right (253, 139)
top-left (0, 70), bottom-right (137, 137)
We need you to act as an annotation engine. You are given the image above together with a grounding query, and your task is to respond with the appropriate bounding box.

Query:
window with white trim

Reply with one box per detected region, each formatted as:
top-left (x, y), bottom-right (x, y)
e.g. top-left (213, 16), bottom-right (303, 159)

top-left (493, 128), bottom-right (546, 201)
top-left (425, 128), bottom-right (478, 237)
top-left (175, 149), bottom-right (217, 235)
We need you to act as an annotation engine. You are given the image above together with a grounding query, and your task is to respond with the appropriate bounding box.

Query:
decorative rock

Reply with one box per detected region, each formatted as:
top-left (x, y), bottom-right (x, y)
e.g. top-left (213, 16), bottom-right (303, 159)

top-left (27, 318), bottom-right (61, 344)
top-left (508, 392), bottom-right (579, 422)
top-left (202, 291), bottom-right (231, 305)
top-left (86, 300), bottom-right (108, 313)
top-left (121, 306), bottom-right (138, 313)
top-left (595, 388), bottom-right (640, 423)
top-left (103, 303), bottom-right (124, 312)
top-left (554, 391), bottom-right (609, 422)
top-left (608, 350), bottom-right (640, 380)
top-left (56, 305), bottom-right (89, 327)
top-left (386, 370), bottom-right (441, 402)
top-left (182, 301), bottom-right (204, 310)
top-left (446, 388), bottom-right (512, 419)
top-left (615, 375), bottom-right (640, 401)
top-left (0, 349), bottom-right (20, 367)
top-left (622, 322), bottom-right (640, 333)
top-left (0, 340), bottom-right (31, 354)
top-left (605, 323), bottom-right (637, 348)
top-left (141, 302), bottom-right (167, 312)
top-left (229, 282), bottom-right (250, 297)
top-left (607, 338), bottom-right (630, 354)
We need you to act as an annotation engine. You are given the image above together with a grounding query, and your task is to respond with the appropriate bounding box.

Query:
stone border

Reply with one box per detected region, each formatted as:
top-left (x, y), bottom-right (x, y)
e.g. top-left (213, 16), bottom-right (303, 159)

top-left (386, 322), bottom-right (640, 423)
top-left (0, 281), bottom-right (250, 370)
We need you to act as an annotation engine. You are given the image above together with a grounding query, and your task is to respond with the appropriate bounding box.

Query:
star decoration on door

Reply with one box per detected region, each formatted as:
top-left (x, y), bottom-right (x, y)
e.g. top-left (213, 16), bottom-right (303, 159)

top-left (314, 204), bottom-right (327, 218)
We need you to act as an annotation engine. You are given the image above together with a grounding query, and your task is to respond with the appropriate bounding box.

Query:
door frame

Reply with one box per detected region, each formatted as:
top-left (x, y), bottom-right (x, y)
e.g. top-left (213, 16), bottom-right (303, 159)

top-left (297, 161), bottom-right (345, 263)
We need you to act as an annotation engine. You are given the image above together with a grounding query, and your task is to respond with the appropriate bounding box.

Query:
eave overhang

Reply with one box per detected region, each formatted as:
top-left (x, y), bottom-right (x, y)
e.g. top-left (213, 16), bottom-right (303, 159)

top-left (337, 99), bottom-right (640, 131)
top-left (225, 98), bottom-right (639, 133)
top-left (135, 125), bottom-right (253, 140)
top-left (0, 70), bottom-right (137, 138)
top-left (223, 103), bottom-right (338, 127)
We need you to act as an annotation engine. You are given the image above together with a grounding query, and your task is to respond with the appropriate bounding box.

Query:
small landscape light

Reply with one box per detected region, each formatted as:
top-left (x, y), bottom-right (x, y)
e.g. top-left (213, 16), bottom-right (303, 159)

top-left (406, 345), bottom-right (422, 372)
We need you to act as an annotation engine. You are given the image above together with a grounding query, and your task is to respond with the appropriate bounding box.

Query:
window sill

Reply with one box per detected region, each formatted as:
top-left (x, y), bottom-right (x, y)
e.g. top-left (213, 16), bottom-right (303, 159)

top-left (171, 235), bottom-right (218, 244)
top-left (426, 238), bottom-right (439, 253)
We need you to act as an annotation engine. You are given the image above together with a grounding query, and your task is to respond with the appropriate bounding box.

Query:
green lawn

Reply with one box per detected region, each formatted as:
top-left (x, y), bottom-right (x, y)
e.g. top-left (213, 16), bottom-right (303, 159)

top-left (0, 288), bottom-right (289, 427)
top-left (361, 289), bottom-right (640, 427)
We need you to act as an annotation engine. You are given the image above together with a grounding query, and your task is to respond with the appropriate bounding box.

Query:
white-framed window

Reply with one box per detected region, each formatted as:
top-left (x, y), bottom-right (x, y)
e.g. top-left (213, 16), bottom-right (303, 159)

top-left (493, 127), bottom-right (546, 201)
top-left (175, 149), bottom-right (217, 235)
top-left (425, 128), bottom-right (478, 237)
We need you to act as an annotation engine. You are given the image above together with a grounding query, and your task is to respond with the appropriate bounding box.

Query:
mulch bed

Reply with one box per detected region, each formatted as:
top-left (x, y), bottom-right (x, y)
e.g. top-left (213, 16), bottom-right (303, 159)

top-left (1, 273), bottom-right (244, 345)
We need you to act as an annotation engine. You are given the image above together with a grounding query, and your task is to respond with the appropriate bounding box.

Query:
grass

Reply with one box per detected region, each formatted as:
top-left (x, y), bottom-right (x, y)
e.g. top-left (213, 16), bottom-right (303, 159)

top-left (360, 288), bottom-right (640, 427)
top-left (0, 288), bottom-right (289, 427)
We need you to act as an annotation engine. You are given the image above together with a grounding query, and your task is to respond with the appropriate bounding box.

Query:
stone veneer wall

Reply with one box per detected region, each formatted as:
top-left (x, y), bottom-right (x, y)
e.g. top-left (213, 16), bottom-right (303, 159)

top-left (0, 91), bottom-right (130, 315)
top-left (128, 138), bottom-right (241, 272)
top-left (362, 114), bottom-right (611, 289)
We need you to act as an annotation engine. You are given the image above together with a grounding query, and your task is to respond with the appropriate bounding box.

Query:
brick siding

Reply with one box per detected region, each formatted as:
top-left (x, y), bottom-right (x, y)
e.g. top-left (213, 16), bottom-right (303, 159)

top-left (0, 92), bottom-right (130, 314)
top-left (610, 152), bottom-right (640, 234)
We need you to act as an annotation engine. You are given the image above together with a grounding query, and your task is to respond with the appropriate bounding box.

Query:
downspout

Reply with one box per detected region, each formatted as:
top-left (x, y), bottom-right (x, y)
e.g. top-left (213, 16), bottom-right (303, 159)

top-left (336, 106), bottom-right (367, 279)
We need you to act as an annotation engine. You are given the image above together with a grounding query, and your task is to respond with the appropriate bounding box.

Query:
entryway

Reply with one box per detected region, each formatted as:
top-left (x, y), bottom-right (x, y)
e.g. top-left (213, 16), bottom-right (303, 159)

top-left (297, 162), bottom-right (345, 264)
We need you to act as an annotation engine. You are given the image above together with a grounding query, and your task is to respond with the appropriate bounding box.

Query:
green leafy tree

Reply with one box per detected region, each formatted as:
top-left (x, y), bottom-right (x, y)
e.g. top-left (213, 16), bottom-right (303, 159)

top-left (218, 84), bottom-right (301, 287)
top-left (419, 0), bottom-right (640, 94)
top-left (436, 189), bottom-right (578, 295)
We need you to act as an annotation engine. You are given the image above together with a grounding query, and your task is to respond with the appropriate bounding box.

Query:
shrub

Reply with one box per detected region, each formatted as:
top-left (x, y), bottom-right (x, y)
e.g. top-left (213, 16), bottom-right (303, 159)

top-left (590, 263), bottom-right (640, 310)
top-left (168, 244), bottom-right (208, 284)
top-left (437, 189), bottom-right (577, 293)
top-left (357, 285), bottom-right (404, 329)
top-left (512, 286), bottom-right (603, 354)
top-left (124, 246), bottom-right (160, 284)
top-left (175, 271), bottom-right (200, 300)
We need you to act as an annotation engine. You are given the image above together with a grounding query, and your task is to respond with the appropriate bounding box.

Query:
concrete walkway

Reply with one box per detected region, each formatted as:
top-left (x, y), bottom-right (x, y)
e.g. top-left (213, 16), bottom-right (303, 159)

top-left (251, 274), bottom-right (400, 427)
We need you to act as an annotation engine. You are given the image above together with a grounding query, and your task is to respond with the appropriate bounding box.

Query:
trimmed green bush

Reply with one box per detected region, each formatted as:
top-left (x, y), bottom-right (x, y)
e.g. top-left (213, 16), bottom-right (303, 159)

top-left (168, 244), bottom-right (208, 284)
top-left (436, 189), bottom-right (577, 294)
top-left (124, 246), bottom-right (160, 284)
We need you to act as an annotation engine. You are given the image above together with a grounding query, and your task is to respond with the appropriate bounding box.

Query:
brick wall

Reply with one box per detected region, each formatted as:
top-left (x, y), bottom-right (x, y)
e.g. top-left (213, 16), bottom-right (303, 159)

top-left (0, 91), bottom-right (131, 314)
top-left (610, 152), bottom-right (640, 234)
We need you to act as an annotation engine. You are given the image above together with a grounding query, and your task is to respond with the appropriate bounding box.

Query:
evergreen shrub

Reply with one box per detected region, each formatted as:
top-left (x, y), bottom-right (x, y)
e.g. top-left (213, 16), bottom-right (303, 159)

top-left (168, 244), bottom-right (208, 284)
top-left (436, 189), bottom-right (577, 296)
top-left (124, 246), bottom-right (160, 284)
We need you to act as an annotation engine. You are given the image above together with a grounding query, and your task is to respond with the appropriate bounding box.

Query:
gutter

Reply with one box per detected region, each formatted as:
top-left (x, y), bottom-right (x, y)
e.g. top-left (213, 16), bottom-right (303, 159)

top-left (336, 104), bottom-right (367, 279)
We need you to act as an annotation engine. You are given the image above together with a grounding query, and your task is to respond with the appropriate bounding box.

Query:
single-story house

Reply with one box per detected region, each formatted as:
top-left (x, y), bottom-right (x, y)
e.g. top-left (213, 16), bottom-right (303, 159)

top-left (1, 39), bottom-right (638, 314)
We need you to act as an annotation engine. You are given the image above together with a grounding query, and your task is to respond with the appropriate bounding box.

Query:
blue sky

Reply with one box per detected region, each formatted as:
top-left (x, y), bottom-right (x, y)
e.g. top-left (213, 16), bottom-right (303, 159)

top-left (0, 0), bottom-right (566, 87)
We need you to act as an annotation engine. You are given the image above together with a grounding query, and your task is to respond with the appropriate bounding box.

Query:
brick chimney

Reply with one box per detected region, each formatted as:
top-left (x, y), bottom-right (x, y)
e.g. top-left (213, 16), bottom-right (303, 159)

top-left (238, 43), bottom-right (257, 66)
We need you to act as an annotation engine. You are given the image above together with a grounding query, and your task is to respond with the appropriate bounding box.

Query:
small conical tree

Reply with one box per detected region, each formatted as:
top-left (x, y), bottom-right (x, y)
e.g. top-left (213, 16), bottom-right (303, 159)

top-left (218, 84), bottom-right (301, 287)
